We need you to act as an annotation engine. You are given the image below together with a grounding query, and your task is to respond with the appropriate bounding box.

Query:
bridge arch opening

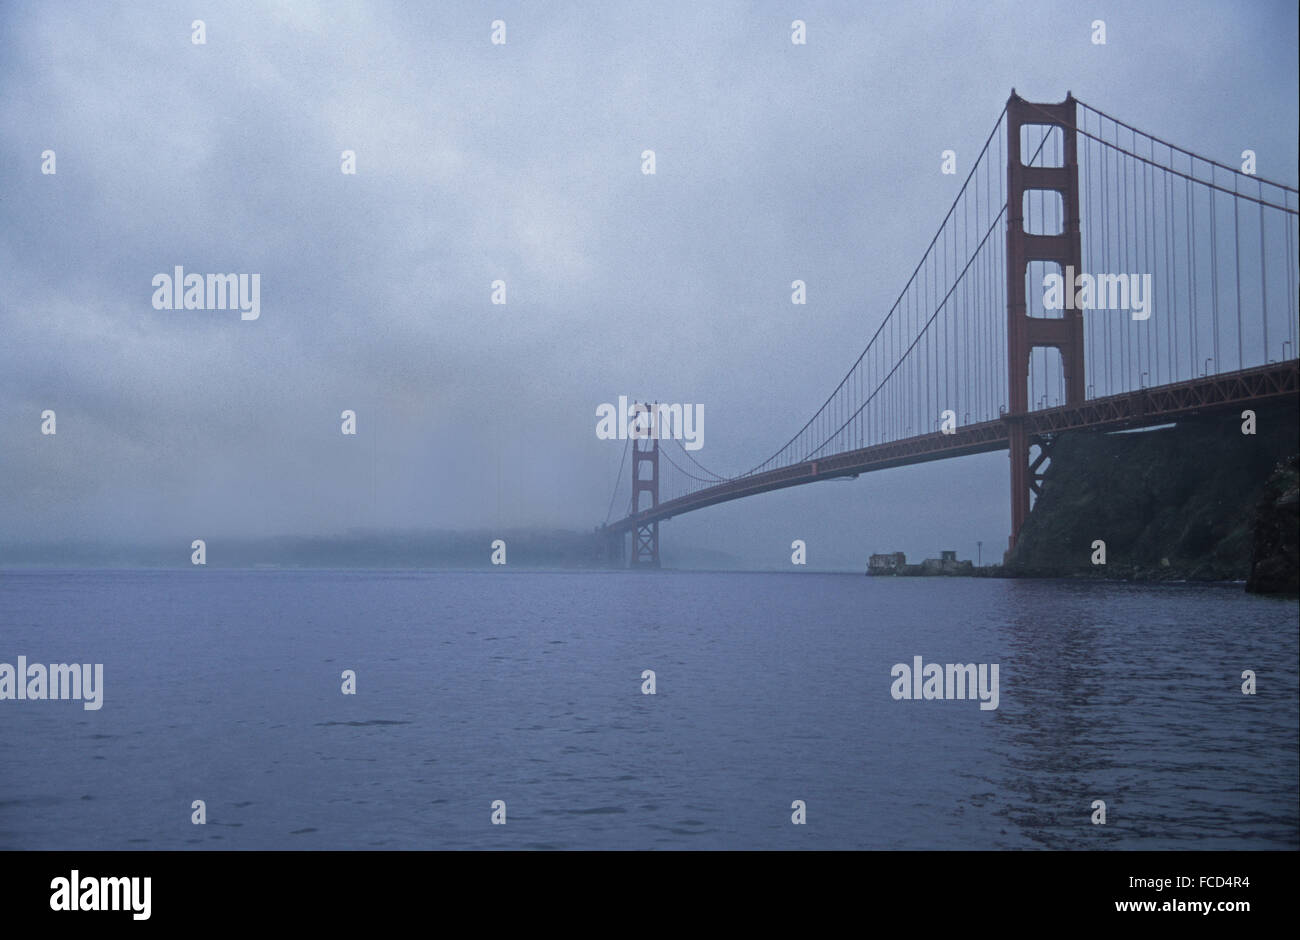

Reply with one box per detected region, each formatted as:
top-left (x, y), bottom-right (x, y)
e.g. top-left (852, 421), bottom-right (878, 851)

top-left (1026, 346), bottom-right (1069, 412)
top-left (1027, 261), bottom-right (1065, 319)
top-left (1019, 124), bottom-right (1065, 168)
top-left (1022, 189), bottom-right (1065, 236)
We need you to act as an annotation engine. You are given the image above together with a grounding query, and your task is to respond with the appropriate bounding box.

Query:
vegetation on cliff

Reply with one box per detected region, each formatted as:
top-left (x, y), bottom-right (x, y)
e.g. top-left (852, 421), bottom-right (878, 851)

top-left (1004, 404), bottom-right (1298, 588)
top-left (1247, 455), bottom-right (1299, 594)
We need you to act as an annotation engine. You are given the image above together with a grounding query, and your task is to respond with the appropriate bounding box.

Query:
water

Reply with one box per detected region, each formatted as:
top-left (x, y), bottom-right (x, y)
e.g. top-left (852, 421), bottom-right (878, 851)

top-left (0, 569), bottom-right (1295, 849)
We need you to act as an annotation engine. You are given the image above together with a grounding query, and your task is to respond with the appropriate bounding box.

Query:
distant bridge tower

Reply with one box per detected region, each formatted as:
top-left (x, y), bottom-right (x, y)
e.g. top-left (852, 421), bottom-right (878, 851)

top-left (630, 403), bottom-right (660, 567)
top-left (1005, 91), bottom-right (1085, 550)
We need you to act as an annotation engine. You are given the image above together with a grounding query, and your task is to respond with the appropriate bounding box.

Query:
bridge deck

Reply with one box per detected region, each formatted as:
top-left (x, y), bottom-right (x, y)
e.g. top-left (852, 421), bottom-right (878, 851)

top-left (604, 359), bottom-right (1299, 534)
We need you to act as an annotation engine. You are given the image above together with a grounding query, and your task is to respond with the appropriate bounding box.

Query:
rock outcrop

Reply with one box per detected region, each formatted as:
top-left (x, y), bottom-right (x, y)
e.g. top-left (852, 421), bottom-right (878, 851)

top-left (1246, 454), bottom-right (1299, 595)
top-left (1003, 403), bottom-right (1298, 587)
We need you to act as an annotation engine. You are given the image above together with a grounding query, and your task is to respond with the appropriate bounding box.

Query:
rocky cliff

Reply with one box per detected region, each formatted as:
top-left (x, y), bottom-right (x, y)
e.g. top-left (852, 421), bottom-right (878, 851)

top-left (1246, 454), bottom-right (1299, 594)
top-left (1003, 403), bottom-right (1298, 590)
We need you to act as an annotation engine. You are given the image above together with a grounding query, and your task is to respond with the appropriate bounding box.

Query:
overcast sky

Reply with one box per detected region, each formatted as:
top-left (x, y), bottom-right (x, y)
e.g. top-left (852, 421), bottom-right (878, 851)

top-left (2, 0), bottom-right (1296, 568)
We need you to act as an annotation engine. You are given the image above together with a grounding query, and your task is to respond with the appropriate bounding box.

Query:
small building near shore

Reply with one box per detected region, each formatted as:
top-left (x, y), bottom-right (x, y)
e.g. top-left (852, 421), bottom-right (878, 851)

top-left (867, 549), bottom-right (973, 576)
top-left (867, 551), bottom-right (907, 574)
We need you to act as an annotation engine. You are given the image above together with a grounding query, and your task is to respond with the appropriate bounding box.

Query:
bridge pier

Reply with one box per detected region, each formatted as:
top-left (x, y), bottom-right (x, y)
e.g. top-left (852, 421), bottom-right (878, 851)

top-left (630, 407), bottom-right (660, 567)
top-left (1005, 90), bottom-right (1085, 550)
top-left (1006, 419), bottom-right (1030, 549)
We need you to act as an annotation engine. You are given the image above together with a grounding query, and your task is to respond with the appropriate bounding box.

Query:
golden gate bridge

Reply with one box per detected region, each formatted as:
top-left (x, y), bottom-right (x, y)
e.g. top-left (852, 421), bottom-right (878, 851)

top-left (600, 91), bottom-right (1300, 566)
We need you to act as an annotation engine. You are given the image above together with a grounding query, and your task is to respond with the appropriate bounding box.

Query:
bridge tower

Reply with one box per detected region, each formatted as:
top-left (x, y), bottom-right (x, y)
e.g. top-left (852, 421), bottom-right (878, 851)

top-left (1005, 91), bottom-right (1085, 550)
top-left (630, 403), bottom-right (660, 567)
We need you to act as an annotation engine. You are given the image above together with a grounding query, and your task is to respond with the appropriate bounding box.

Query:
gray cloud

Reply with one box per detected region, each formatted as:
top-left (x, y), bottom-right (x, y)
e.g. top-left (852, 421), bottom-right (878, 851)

top-left (2, 0), bottom-right (1296, 565)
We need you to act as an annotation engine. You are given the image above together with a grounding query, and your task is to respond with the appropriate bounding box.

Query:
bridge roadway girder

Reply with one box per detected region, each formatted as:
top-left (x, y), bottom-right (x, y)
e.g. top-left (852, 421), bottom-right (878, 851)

top-left (601, 359), bottom-right (1299, 536)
